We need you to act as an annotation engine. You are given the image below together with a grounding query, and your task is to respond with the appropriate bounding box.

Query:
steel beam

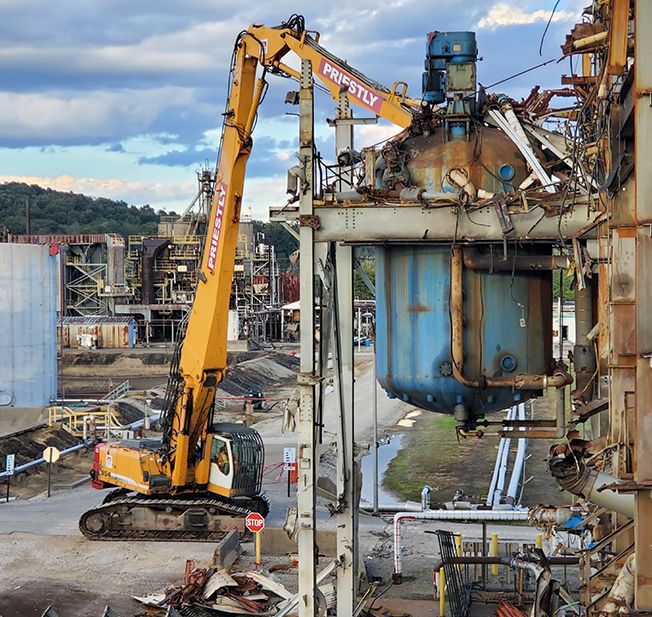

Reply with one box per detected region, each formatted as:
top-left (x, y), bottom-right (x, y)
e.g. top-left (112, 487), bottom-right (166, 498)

top-left (270, 202), bottom-right (602, 243)
top-left (634, 0), bottom-right (652, 608)
top-left (297, 58), bottom-right (318, 617)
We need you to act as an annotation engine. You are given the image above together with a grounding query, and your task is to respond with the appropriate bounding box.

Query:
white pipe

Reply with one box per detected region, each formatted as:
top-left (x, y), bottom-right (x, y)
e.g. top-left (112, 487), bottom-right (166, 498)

top-left (487, 108), bottom-right (556, 194)
top-left (506, 403), bottom-right (527, 505)
top-left (393, 509), bottom-right (530, 580)
top-left (487, 407), bottom-right (514, 506)
top-left (492, 407), bottom-right (515, 507)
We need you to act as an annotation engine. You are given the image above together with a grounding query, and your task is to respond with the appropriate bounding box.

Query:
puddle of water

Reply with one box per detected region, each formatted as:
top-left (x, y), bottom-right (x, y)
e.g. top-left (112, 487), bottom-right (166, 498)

top-left (360, 434), bottom-right (404, 505)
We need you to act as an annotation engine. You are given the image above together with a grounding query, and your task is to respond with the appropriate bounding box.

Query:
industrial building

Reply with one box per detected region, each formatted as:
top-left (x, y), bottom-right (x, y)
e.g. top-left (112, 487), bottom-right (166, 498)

top-left (3, 3), bottom-right (652, 617)
top-left (2, 167), bottom-right (297, 347)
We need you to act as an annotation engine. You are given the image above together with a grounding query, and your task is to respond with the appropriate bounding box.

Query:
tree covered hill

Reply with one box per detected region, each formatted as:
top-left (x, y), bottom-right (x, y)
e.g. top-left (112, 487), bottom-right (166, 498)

top-left (0, 182), bottom-right (160, 240)
top-left (0, 182), bottom-right (300, 272)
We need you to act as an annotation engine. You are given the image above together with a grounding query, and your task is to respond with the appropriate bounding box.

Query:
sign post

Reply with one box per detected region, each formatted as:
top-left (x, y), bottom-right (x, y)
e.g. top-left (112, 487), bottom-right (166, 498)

top-left (5, 454), bottom-right (15, 503)
top-left (245, 512), bottom-right (265, 567)
top-left (43, 447), bottom-right (60, 498)
top-left (283, 447), bottom-right (296, 498)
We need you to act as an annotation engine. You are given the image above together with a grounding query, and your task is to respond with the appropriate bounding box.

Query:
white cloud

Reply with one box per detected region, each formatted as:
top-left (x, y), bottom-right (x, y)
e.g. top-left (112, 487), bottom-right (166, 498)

top-left (477, 3), bottom-right (577, 29)
top-left (242, 176), bottom-right (289, 220)
top-left (0, 20), bottom-right (243, 75)
top-left (0, 174), bottom-right (196, 204)
top-left (0, 88), bottom-right (196, 139)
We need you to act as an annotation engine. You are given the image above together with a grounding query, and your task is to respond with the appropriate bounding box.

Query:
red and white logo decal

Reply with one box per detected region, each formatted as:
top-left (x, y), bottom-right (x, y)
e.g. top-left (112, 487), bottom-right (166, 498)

top-left (317, 59), bottom-right (383, 114)
top-left (207, 182), bottom-right (228, 272)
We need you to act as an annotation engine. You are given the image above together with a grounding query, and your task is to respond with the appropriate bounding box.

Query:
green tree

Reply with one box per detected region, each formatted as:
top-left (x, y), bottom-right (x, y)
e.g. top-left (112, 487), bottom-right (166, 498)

top-left (553, 269), bottom-right (574, 301)
top-left (252, 220), bottom-right (299, 272)
top-left (0, 182), bottom-right (162, 240)
top-left (354, 258), bottom-right (375, 300)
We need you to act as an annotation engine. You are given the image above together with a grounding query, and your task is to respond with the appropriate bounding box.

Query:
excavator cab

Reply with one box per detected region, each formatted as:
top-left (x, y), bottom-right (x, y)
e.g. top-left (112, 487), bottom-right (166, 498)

top-left (207, 423), bottom-right (266, 509)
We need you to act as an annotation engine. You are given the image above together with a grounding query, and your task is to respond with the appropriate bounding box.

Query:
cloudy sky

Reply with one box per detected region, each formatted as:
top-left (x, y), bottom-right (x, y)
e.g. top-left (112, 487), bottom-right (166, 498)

top-left (0, 0), bottom-right (585, 218)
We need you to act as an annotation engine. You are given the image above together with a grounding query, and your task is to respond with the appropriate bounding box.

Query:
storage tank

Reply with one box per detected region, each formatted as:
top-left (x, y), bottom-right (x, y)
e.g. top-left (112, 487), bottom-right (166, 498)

top-left (0, 243), bottom-right (58, 408)
top-left (374, 29), bottom-right (558, 425)
top-left (376, 244), bottom-right (553, 419)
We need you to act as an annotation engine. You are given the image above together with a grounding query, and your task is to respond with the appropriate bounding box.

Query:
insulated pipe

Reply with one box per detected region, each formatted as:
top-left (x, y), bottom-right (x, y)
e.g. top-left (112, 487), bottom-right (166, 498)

top-left (505, 403), bottom-right (527, 505)
top-left (492, 416), bottom-right (513, 507)
top-left (421, 486), bottom-right (431, 511)
top-left (462, 248), bottom-right (569, 271)
top-left (450, 247), bottom-right (573, 391)
top-left (334, 189), bottom-right (457, 203)
top-left (360, 502), bottom-right (425, 513)
top-left (548, 449), bottom-right (635, 518)
top-left (393, 509), bottom-right (530, 582)
top-left (574, 283), bottom-right (596, 402)
top-left (486, 408), bottom-right (513, 506)
top-left (603, 553), bottom-right (635, 615)
top-left (490, 406), bottom-right (516, 506)
top-left (0, 442), bottom-right (89, 480)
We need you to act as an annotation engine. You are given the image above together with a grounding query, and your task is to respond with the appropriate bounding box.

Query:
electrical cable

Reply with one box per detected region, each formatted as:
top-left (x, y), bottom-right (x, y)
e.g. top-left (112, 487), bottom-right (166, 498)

top-left (539, 0), bottom-right (562, 56)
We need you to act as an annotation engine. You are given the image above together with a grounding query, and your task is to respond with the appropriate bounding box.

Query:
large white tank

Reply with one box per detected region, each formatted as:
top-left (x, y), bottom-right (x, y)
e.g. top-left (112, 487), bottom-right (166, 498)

top-left (0, 243), bottom-right (58, 409)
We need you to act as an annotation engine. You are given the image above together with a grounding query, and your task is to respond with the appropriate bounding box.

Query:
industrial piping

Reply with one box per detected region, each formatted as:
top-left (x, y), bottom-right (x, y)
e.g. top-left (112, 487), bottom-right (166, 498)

top-left (393, 509), bottom-right (530, 582)
top-left (486, 406), bottom-right (515, 506)
top-left (548, 446), bottom-right (635, 518)
top-left (505, 403), bottom-right (527, 505)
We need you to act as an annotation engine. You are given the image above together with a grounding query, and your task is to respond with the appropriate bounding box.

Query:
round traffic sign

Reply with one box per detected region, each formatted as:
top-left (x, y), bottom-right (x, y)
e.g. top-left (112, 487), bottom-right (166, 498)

top-left (43, 446), bottom-right (60, 464)
top-left (245, 512), bottom-right (265, 533)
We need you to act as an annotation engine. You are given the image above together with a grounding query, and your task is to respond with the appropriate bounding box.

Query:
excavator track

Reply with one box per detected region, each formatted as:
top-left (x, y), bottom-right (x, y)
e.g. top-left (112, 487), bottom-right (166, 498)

top-left (79, 496), bottom-right (253, 542)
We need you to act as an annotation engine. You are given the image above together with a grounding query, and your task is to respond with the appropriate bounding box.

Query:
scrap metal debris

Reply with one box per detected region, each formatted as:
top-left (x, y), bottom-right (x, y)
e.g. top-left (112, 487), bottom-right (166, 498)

top-left (495, 600), bottom-right (528, 617)
top-left (135, 560), bottom-right (294, 616)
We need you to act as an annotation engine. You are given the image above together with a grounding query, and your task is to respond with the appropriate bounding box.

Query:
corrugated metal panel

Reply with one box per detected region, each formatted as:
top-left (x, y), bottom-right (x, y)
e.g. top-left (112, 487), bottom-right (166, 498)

top-left (7, 233), bottom-right (122, 245)
top-left (59, 316), bottom-right (135, 325)
top-left (0, 244), bottom-right (58, 406)
top-left (61, 321), bottom-right (133, 348)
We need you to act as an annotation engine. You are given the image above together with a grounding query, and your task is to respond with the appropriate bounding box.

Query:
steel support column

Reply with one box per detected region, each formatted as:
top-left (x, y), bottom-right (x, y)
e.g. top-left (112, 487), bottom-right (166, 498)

top-left (297, 59), bottom-right (318, 617)
top-left (332, 90), bottom-right (358, 617)
top-left (635, 0), bottom-right (652, 608)
top-left (334, 242), bottom-right (356, 615)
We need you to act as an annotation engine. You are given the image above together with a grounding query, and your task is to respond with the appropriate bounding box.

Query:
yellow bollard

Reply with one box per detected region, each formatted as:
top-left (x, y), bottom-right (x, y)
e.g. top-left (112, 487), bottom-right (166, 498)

top-left (536, 534), bottom-right (543, 550)
top-left (439, 567), bottom-right (445, 616)
top-left (455, 534), bottom-right (462, 571)
top-left (255, 531), bottom-right (261, 566)
top-left (491, 533), bottom-right (499, 575)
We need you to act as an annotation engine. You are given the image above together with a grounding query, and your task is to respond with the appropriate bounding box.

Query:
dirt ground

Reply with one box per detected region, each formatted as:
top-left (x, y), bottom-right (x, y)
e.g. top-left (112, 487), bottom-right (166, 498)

top-left (0, 351), bottom-right (578, 616)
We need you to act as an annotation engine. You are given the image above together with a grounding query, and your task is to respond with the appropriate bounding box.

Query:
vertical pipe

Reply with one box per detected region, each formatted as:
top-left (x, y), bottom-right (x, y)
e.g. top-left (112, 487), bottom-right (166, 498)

top-left (492, 407), bottom-right (514, 506)
top-left (482, 522), bottom-right (487, 587)
top-left (558, 270), bottom-right (564, 361)
top-left (491, 533), bottom-right (499, 575)
top-left (506, 403), bottom-right (527, 505)
top-left (373, 340), bottom-right (379, 515)
top-left (574, 283), bottom-right (595, 402)
top-left (357, 306), bottom-right (361, 352)
top-left (486, 409), bottom-right (509, 506)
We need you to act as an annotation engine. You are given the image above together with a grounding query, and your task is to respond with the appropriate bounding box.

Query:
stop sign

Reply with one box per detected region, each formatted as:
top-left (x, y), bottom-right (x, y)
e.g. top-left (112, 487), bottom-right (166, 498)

top-left (245, 512), bottom-right (265, 533)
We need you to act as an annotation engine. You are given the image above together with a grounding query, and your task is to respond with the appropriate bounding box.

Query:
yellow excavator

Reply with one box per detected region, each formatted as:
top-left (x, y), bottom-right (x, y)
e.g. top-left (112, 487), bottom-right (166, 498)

top-left (79, 14), bottom-right (416, 541)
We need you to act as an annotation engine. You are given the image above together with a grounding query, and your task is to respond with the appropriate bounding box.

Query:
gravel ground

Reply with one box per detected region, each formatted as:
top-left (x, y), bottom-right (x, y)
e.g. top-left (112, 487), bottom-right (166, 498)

top-left (0, 353), bottom-right (564, 616)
